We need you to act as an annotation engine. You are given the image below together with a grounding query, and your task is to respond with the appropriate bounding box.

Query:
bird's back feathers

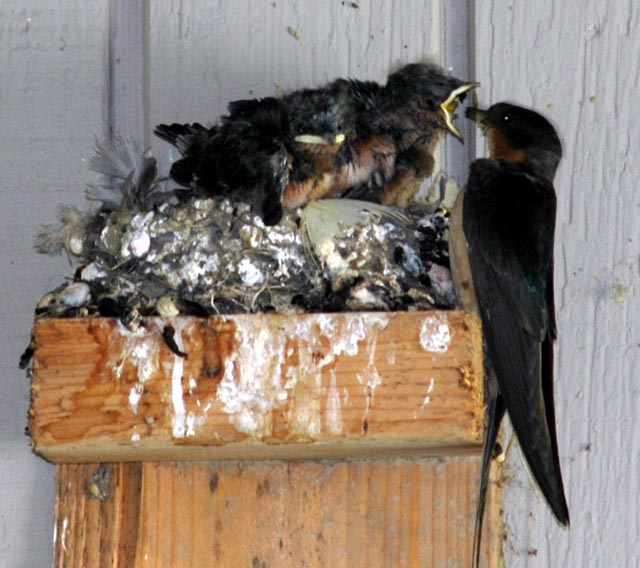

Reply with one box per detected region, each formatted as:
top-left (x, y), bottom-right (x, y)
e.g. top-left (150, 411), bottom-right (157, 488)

top-left (463, 158), bottom-right (569, 527)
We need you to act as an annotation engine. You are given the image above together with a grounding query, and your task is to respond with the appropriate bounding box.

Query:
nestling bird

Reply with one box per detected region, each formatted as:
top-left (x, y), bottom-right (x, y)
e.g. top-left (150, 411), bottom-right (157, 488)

top-left (155, 83), bottom-right (353, 225)
top-left (324, 62), bottom-right (478, 207)
top-left (155, 63), bottom-right (476, 224)
top-left (448, 102), bottom-right (569, 566)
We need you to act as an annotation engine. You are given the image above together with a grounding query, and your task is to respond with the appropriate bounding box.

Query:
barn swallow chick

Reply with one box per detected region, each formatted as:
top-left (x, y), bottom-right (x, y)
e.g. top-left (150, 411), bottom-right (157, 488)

top-left (155, 84), bottom-right (353, 225)
top-left (153, 121), bottom-right (215, 188)
top-left (326, 62), bottom-right (478, 207)
top-left (279, 84), bottom-right (354, 211)
top-left (448, 102), bottom-right (568, 567)
top-left (155, 98), bottom-right (285, 223)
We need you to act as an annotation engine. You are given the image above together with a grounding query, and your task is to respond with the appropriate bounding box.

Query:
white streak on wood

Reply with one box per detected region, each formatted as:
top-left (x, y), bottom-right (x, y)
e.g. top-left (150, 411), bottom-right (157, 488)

top-left (217, 317), bottom-right (289, 436)
top-left (170, 342), bottom-right (186, 439)
top-left (113, 322), bottom-right (160, 384)
top-left (326, 370), bottom-right (344, 435)
top-left (168, 318), bottom-right (194, 438)
top-left (129, 384), bottom-right (143, 416)
top-left (423, 376), bottom-right (436, 407)
top-left (216, 313), bottom-right (389, 437)
top-left (60, 517), bottom-right (69, 553)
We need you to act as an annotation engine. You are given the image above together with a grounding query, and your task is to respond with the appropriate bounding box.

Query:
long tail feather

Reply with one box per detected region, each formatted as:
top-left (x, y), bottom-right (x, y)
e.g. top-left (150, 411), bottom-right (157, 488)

top-left (473, 376), bottom-right (506, 568)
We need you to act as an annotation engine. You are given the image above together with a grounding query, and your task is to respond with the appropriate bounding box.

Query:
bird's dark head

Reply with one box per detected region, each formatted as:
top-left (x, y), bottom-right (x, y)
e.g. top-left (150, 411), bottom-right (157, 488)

top-left (284, 84), bottom-right (354, 148)
top-left (466, 102), bottom-right (562, 180)
top-left (386, 62), bottom-right (479, 141)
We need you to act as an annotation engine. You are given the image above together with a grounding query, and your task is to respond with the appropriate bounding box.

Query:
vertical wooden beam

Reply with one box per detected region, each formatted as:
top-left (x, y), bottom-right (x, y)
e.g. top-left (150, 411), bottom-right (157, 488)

top-left (54, 463), bottom-right (143, 568)
top-left (54, 460), bottom-right (501, 567)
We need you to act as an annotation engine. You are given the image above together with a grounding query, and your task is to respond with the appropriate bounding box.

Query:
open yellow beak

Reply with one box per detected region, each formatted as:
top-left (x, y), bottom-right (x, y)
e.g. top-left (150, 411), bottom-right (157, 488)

top-left (440, 82), bottom-right (480, 142)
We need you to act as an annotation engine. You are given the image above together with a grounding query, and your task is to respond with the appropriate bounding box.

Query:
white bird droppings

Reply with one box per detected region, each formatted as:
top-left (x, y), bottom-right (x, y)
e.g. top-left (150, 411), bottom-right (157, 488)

top-left (419, 314), bottom-right (451, 353)
top-left (216, 313), bottom-right (389, 437)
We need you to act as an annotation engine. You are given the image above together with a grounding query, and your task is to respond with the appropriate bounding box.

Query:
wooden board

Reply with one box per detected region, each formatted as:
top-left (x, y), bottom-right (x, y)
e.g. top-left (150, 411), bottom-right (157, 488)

top-left (30, 311), bottom-right (483, 462)
top-left (53, 459), bottom-right (503, 568)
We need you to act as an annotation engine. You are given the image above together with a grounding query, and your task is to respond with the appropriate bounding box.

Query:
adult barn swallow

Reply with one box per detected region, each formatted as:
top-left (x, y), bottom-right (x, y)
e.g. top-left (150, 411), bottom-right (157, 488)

top-left (155, 84), bottom-right (352, 225)
top-left (448, 102), bottom-right (569, 566)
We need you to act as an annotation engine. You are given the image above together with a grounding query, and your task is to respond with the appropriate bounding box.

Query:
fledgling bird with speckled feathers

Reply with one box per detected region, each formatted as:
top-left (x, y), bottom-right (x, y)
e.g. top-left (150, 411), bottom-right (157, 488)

top-left (154, 62), bottom-right (477, 224)
top-left (448, 101), bottom-right (569, 567)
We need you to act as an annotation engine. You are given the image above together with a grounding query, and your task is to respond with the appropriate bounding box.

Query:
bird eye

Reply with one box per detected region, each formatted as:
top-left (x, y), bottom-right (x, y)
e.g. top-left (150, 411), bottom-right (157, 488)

top-left (502, 113), bottom-right (511, 122)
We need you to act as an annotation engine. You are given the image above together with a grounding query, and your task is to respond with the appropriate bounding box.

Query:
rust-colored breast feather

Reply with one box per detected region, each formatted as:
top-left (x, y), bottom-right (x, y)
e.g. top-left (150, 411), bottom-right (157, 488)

top-left (283, 173), bottom-right (336, 209)
top-left (487, 129), bottom-right (526, 163)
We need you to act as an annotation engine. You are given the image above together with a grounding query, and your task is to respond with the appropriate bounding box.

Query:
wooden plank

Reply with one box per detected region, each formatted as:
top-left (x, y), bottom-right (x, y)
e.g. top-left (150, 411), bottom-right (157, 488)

top-left (30, 311), bottom-right (483, 462)
top-left (53, 459), bottom-right (502, 567)
top-left (54, 463), bottom-right (142, 568)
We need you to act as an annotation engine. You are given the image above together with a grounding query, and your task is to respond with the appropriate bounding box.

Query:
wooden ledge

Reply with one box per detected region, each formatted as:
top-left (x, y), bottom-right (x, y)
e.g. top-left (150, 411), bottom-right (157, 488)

top-left (29, 310), bottom-right (484, 463)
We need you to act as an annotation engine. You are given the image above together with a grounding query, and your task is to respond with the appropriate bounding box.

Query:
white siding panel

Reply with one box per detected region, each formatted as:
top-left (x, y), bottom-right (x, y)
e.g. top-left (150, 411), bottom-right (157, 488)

top-left (475, 1), bottom-right (640, 566)
top-left (148, 1), bottom-right (446, 171)
top-left (0, 1), bottom-right (108, 566)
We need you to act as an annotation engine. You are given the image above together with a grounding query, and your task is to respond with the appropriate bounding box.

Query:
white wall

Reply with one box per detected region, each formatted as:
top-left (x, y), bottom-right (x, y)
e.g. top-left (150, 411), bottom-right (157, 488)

top-left (0, 1), bottom-right (107, 566)
top-left (2, 1), bottom-right (638, 566)
top-left (475, 1), bottom-right (640, 566)
top-left (147, 1), bottom-right (469, 177)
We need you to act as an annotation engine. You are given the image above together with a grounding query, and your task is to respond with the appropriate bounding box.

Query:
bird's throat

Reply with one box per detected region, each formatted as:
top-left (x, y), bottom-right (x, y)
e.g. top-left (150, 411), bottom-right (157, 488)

top-left (487, 129), bottom-right (527, 163)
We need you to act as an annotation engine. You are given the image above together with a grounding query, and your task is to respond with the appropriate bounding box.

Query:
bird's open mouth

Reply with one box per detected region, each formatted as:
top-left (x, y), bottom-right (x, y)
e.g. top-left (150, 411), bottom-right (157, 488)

top-left (464, 106), bottom-right (490, 133)
top-left (294, 133), bottom-right (346, 145)
top-left (440, 83), bottom-right (480, 142)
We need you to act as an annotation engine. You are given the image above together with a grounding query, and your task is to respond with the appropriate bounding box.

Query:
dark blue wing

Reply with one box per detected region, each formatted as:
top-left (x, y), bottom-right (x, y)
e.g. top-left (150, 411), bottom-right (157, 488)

top-left (463, 158), bottom-right (569, 525)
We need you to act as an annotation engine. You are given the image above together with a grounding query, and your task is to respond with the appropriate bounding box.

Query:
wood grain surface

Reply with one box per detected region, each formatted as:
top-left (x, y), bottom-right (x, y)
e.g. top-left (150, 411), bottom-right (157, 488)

top-left (31, 311), bottom-right (484, 463)
top-left (53, 459), bottom-right (503, 568)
